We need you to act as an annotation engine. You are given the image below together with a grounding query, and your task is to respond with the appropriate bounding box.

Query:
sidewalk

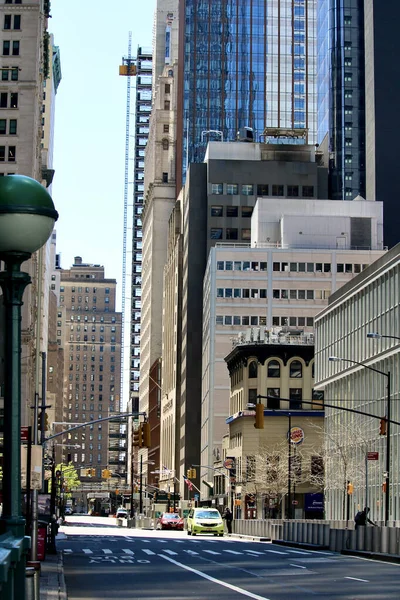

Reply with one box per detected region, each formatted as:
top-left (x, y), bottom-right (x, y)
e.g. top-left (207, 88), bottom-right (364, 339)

top-left (39, 533), bottom-right (67, 600)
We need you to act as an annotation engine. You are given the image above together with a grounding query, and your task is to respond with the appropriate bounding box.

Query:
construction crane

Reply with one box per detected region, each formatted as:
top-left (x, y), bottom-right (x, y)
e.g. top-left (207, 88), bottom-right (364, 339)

top-left (119, 32), bottom-right (137, 413)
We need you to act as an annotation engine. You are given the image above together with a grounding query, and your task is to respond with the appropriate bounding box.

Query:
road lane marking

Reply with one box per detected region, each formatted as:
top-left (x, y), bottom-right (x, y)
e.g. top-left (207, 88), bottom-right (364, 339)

top-left (245, 550), bottom-right (264, 555)
top-left (345, 576), bottom-right (369, 583)
top-left (184, 550), bottom-right (199, 555)
top-left (156, 539), bottom-right (168, 543)
top-left (160, 555), bottom-right (272, 600)
top-left (142, 549), bottom-right (155, 556)
top-left (264, 550), bottom-right (287, 555)
top-left (290, 564), bottom-right (307, 569)
top-left (83, 549), bottom-right (93, 554)
top-left (173, 540), bottom-right (184, 543)
top-left (224, 550), bottom-right (242, 555)
top-left (204, 550), bottom-right (221, 555)
top-left (163, 549), bottom-right (178, 555)
top-left (122, 549), bottom-right (134, 555)
top-left (102, 549), bottom-right (113, 554)
top-left (286, 550), bottom-right (310, 555)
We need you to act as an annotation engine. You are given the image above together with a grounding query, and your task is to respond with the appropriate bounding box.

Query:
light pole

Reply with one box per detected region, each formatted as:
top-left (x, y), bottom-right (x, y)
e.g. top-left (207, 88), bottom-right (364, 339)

top-left (329, 355), bottom-right (391, 525)
top-left (0, 175), bottom-right (58, 598)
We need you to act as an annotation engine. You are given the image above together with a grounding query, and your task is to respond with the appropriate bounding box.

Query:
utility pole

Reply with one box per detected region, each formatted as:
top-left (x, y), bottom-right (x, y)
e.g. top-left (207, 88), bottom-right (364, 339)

top-left (139, 454), bottom-right (143, 514)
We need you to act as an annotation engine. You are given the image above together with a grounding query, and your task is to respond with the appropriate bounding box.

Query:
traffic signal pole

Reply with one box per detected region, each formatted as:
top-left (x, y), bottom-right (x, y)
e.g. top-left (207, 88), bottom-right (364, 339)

top-left (139, 454), bottom-right (143, 514)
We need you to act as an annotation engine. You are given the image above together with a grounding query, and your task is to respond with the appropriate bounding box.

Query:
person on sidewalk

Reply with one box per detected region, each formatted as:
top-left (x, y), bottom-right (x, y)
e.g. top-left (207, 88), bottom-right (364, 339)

top-left (223, 507), bottom-right (233, 534)
top-left (354, 507), bottom-right (376, 530)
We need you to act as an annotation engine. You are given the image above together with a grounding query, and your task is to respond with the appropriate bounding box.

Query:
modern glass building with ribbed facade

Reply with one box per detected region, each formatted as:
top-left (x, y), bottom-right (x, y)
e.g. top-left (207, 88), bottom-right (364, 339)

top-left (317, 0), bottom-right (365, 201)
top-left (178, 0), bottom-right (317, 184)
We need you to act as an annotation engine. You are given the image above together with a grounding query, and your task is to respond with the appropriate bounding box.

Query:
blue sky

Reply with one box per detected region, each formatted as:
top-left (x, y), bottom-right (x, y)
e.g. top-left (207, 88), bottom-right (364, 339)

top-left (50, 1), bottom-right (155, 309)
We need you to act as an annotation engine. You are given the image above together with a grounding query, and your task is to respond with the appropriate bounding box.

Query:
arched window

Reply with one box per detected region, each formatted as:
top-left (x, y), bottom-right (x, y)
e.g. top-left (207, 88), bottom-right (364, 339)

top-left (162, 138), bottom-right (169, 150)
top-left (267, 360), bottom-right (280, 378)
top-left (290, 360), bottom-right (302, 378)
top-left (248, 360), bottom-right (258, 378)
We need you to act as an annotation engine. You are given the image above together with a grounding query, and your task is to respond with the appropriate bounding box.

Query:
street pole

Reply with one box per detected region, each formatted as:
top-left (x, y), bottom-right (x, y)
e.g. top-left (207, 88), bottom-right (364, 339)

top-left (287, 413), bottom-right (292, 519)
top-left (139, 454), bottom-right (143, 514)
top-left (385, 371), bottom-right (391, 525)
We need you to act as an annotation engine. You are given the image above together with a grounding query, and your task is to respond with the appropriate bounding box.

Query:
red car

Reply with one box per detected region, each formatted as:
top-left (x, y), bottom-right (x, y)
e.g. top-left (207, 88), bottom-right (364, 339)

top-left (156, 513), bottom-right (184, 531)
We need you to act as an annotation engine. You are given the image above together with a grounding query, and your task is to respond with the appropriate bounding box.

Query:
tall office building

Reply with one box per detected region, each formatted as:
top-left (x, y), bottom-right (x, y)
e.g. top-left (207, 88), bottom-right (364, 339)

top-left (129, 47), bottom-right (152, 407)
top-left (317, 0), bottom-right (366, 201)
top-left (57, 258), bottom-right (122, 479)
top-left (176, 0), bottom-right (317, 185)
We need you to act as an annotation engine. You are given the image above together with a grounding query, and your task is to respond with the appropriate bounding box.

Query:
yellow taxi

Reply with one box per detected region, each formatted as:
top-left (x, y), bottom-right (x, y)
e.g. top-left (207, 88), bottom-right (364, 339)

top-left (187, 508), bottom-right (224, 536)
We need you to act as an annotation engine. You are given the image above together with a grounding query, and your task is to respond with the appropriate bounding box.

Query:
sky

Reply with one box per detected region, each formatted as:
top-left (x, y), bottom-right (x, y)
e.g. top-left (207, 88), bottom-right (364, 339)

top-left (50, 0), bottom-right (155, 310)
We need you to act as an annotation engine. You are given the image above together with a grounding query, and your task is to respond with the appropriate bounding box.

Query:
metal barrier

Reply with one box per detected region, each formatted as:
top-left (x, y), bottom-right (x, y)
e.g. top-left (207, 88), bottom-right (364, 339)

top-left (25, 567), bottom-right (35, 600)
top-left (0, 533), bottom-right (31, 600)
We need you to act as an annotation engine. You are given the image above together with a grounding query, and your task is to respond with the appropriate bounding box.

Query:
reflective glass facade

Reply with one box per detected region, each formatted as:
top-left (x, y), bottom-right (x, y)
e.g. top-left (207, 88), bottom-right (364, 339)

top-left (181, 0), bottom-right (317, 183)
top-left (317, 0), bottom-right (365, 200)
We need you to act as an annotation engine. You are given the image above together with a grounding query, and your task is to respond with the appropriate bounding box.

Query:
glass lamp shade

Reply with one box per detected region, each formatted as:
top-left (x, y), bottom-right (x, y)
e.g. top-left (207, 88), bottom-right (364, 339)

top-left (0, 175), bottom-right (58, 255)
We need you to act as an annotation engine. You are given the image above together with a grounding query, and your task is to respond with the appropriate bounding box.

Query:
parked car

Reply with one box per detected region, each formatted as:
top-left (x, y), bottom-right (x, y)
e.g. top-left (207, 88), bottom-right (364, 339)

top-left (116, 508), bottom-right (128, 519)
top-left (187, 508), bottom-right (224, 536)
top-left (156, 512), bottom-right (184, 531)
top-left (64, 507), bottom-right (73, 515)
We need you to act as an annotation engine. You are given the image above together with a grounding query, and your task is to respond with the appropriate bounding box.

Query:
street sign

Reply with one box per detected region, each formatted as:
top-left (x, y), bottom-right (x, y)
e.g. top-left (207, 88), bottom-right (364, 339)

top-left (223, 457), bottom-right (236, 470)
top-left (21, 427), bottom-right (29, 442)
top-left (367, 451), bottom-right (379, 461)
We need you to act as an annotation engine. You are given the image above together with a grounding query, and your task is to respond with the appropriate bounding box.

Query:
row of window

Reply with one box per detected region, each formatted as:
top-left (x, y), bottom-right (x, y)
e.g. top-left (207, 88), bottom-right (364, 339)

top-left (66, 325), bottom-right (117, 333)
top-left (211, 227), bottom-right (250, 240)
top-left (60, 286), bottom-right (110, 293)
top-left (211, 183), bottom-right (315, 198)
top-left (216, 315), bottom-right (314, 327)
top-left (248, 387), bottom-right (323, 411)
top-left (216, 260), bottom-right (368, 273)
top-left (2, 40), bottom-right (19, 56)
top-left (0, 119), bottom-right (17, 134)
top-left (0, 92), bottom-right (18, 108)
top-left (66, 361), bottom-right (116, 373)
top-left (217, 288), bottom-right (330, 300)
top-left (3, 14), bottom-right (21, 29)
top-left (211, 205), bottom-right (253, 218)
top-left (60, 314), bottom-right (117, 323)
top-left (248, 359), bottom-right (304, 379)
top-left (0, 145), bottom-right (15, 161)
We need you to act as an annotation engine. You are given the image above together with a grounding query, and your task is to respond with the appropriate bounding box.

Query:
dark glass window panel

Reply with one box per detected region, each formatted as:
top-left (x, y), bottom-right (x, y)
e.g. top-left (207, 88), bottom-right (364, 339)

top-left (267, 360), bottom-right (280, 378)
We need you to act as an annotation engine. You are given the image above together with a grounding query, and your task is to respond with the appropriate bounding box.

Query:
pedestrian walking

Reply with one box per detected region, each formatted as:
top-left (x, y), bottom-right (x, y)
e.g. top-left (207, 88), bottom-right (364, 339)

top-left (354, 507), bottom-right (375, 530)
top-left (223, 507), bottom-right (233, 534)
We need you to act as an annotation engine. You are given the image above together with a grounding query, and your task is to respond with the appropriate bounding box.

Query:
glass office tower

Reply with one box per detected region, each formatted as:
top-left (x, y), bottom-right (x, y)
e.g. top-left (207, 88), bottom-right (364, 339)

top-left (317, 0), bottom-right (365, 201)
top-left (178, 0), bottom-right (317, 185)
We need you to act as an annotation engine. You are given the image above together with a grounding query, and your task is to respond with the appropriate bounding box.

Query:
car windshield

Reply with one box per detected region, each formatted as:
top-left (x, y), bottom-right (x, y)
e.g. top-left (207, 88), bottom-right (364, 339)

top-left (163, 514), bottom-right (180, 520)
top-left (195, 511), bottom-right (220, 519)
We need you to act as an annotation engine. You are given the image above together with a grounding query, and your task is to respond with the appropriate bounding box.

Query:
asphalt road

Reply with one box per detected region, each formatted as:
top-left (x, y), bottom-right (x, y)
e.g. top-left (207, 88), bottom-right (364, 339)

top-left (59, 517), bottom-right (400, 599)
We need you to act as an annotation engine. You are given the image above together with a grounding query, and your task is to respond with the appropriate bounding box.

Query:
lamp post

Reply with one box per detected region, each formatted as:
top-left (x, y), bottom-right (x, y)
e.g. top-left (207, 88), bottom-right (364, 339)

top-left (0, 175), bottom-right (58, 597)
top-left (329, 355), bottom-right (391, 525)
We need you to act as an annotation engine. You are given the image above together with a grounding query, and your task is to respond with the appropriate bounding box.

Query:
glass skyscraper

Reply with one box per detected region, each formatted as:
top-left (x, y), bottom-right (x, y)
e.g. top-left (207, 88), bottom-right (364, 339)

top-left (317, 0), bottom-right (365, 201)
top-left (177, 0), bottom-right (317, 185)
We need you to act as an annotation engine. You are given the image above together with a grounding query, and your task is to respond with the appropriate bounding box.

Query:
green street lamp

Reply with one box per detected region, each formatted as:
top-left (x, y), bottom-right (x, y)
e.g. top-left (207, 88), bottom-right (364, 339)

top-left (0, 175), bottom-right (58, 598)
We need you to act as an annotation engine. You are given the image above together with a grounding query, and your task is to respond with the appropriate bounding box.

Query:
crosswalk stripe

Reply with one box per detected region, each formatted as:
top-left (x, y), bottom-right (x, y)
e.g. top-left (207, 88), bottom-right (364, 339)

top-left (122, 549), bottom-right (134, 555)
top-left (203, 550), bottom-right (220, 555)
top-left (82, 549), bottom-right (93, 554)
top-left (142, 549), bottom-right (155, 556)
top-left (102, 549), bottom-right (113, 554)
top-left (286, 550), bottom-right (310, 555)
top-left (264, 549), bottom-right (287, 555)
top-left (173, 540), bottom-right (184, 543)
top-left (245, 550), bottom-right (264, 555)
top-left (224, 550), bottom-right (241, 555)
top-left (184, 550), bottom-right (199, 555)
top-left (156, 540), bottom-right (167, 543)
top-left (163, 549), bottom-right (178, 556)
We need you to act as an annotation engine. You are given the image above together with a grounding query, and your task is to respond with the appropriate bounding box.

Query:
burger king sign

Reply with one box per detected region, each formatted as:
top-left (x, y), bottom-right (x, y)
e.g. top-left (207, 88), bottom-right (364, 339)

top-left (288, 426), bottom-right (305, 445)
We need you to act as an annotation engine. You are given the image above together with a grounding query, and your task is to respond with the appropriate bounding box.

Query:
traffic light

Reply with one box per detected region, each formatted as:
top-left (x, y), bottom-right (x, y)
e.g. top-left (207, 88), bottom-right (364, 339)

top-left (187, 468), bottom-right (196, 478)
top-left (379, 418), bottom-right (387, 436)
top-left (254, 403), bottom-right (264, 429)
top-left (102, 469), bottom-right (111, 479)
top-left (133, 425), bottom-right (143, 447)
top-left (142, 421), bottom-right (151, 447)
top-left (87, 468), bottom-right (95, 477)
top-left (347, 482), bottom-right (354, 495)
top-left (37, 410), bottom-right (42, 432)
top-left (44, 412), bottom-right (49, 431)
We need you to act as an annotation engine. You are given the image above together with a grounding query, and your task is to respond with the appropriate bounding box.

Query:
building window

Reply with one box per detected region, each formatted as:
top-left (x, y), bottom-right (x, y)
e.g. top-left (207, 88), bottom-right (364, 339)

top-left (210, 228), bottom-right (223, 239)
top-left (165, 83), bottom-right (170, 94)
top-left (241, 228), bottom-right (251, 240)
top-left (267, 360), bottom-right (280, 378)
top-left (267, 388), bottom-right (280, 409)
top-left (241, 184), bottom-right (254, 195)
top-left (289, 360), bottom-right (302, 378)
top-left (13, 15), bottom-right (20, 29)
top-left (241, 207), bottom-right (253, 218)
top-left (211, 205), bottom-right (223, 217)
top-left (287, 185), bottom-right (299, 197)
top-left (0, 120), bottom-right (6, 134)
top-left (162, 172), bottom-right (168, 183)
top-left (3, 41), bottom-right (10, 55)
top-left (226, 228), bottom-right (238, 240)
top-left (10, 92), bottom-right (18, 107)
top-left (302, 185), bottom-right (314, 198)
top-left (211, 183), bottom-right (223, 195)
top-left (289, 388), bottom-right (302, 409)
top-left (162, 138), bottom-right (169, 150)
top-left (9, 119), bottom-right (16, 134)
top-left (163, 124), bottom-right (169, 133)
top-left (8, 146), bottom-right (15, 161)
top-left (226, 206), bottom-right (238, 217)
top-left (272, 185), bottom-right (284, 196)
top-left (248, 361), bottom-right (258, 378)
top-left (226, 184), bottom-right (238, 195)
top-left (257, 184), bottom-right (269, 196)
top-left (4, 15), bottom-right (11, 30)
top-left (12, 41), bottom-right (19, 55)
top-left (164, 100), bottom-right (170, 110)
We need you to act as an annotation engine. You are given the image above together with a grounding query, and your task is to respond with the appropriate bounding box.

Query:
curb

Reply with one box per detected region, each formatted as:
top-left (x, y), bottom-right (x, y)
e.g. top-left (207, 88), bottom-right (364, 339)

top-left (58, 552), bottom-right (68, 600)
top-left (341, 549), bottom-right (400, 564)
top-left (230, 534), bottom-right (270, 542)
top-left (273, 540), bottom-right (330, 551)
